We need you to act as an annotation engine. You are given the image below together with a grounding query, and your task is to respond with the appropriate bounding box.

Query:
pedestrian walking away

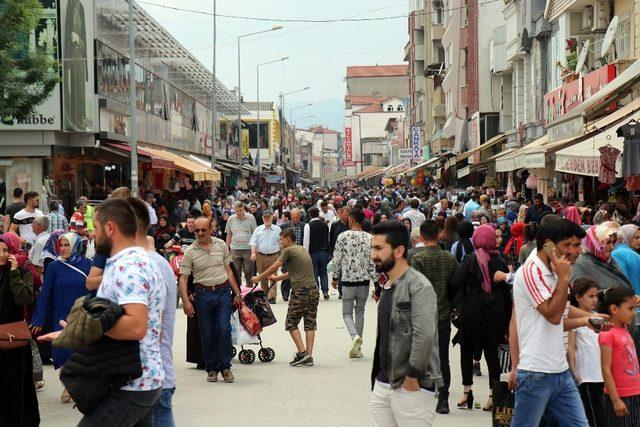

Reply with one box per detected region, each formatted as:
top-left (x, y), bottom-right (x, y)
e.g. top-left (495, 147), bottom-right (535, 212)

top-left (225, 201), bottom-right (257, 288)
top-left (304, 206), bottom-right (331, 300)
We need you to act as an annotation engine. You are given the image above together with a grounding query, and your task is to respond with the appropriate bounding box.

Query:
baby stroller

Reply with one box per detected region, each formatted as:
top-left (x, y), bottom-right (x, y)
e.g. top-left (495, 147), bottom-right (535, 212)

top-left (233, 281), bottom-right (278, 364)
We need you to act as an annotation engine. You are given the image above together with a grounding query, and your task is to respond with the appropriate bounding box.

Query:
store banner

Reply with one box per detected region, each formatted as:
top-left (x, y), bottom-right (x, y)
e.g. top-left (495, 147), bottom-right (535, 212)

top-left (399, 148), bottom-right (412, 161)
top-left (412, 126), bottom-right (421, 162)
top-left (241, 128), bottom-right (250, 158)
top-left (344, 127), bottom-right (354, 166)
top-left (468, 113), bottom-right (480, 164)
top-left (265, 174), bottom-right (285, 184)
top-left (0, 2), bottom-right (61, 130)
top-left (61, 0), bottom-right (95, 132)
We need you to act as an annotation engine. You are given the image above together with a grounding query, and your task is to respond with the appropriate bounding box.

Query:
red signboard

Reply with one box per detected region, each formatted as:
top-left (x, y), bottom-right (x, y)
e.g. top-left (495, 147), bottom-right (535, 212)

top-left (544, 64), bottom-right (616, 127)
top-left (344, 127), bottom-right (354, 166)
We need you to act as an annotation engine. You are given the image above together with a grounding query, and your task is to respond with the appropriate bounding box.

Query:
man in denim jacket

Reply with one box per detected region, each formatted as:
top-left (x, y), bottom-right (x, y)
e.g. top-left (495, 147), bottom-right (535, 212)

top-left (369, 221), bottom-right (442, 426)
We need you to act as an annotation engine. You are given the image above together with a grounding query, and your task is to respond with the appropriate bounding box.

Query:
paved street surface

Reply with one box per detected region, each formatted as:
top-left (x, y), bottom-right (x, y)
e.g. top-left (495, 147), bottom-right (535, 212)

top-left (39, 289), bottom-right (491, 426)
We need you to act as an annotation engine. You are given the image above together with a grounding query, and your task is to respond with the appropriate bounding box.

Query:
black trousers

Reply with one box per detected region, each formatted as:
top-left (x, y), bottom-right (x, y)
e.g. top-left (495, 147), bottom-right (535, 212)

top-left (459, 302), bottom-right (506, 390)
top-left (78, 388), bottom-right (162, 427)
top-left (579, 382), bottom-right (605, 427)
top-left (438, 319), bottom-right (452, 399)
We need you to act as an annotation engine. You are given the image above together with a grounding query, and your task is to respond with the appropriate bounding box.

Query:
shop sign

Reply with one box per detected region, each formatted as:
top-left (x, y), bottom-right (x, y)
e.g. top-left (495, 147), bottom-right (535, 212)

top-left (547, 116), bottom-right (584, 142)
top-left (412, 126), bottom-right (421, 162)
top-left (458, 166), bottom-right (470, 178)
top-left (0, 6), bottom-right (61, 131)
top-left (344, 127), bottom-right (354, 166)
top-left (265, 174), bottom-right (285, 184)
top-left (495, 156), bottom-right (515, 172)
top-left (544, 65), bottom-right (616, 127)
top-left (468, 113), bottom-right (480, 163)
top-left (556, 155), bottom-right (600, 176)
top-left (524, 152), bottom-right (545, 169)
top-left (61, 0), bottom-right (95, 132)
top-left (399, 148), bottom-right (412, 160)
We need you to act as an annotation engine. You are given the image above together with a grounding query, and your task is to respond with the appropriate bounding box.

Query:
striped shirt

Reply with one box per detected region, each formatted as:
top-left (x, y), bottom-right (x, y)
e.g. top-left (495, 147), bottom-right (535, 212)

top-left (48, 212), bottom-right (69, 232)
top-left (513, 253), bottom-right (568, 373)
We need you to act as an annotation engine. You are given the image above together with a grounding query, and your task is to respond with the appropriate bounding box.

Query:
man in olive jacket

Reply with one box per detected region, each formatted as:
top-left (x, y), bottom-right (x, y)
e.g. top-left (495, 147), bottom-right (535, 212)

top-left (369, 221), bottom-right (442, 426)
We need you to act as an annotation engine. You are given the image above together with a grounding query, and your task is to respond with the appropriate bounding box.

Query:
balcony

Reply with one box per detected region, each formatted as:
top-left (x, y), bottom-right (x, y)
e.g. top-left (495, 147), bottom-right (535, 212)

top-left (414, 43), bottom-right (425, 63)
top-left (431, 23), bottom-right (445, 42)
top-left (432, 87), bottom-right (446, 117)
top-left (430, 130), bottom-right (454, 154)
top-left (490, 26), bottom-right (509, 74)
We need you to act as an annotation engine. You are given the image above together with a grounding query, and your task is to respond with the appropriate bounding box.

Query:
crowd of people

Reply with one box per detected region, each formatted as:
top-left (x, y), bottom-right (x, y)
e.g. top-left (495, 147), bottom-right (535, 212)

top-left (1, 180), bottom-right (640, 426)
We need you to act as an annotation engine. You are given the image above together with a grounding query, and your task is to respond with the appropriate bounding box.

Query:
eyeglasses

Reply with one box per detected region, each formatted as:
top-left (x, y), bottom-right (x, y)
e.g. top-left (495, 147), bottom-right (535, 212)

top-left (194, 228), bottom-right (209, 233)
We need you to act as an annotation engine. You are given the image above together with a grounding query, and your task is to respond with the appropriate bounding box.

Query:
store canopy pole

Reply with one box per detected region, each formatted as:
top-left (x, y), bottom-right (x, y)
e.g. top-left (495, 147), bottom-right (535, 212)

top-left (210, 0), bottom-right (217, 203)
top-left (128, 0), bottom-right (138, 196)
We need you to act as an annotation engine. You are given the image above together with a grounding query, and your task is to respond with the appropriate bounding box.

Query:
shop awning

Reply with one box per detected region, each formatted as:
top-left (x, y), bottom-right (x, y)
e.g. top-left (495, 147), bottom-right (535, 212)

top-left (104, 143), bottom-right (175, 170)
top-left (455, 133), bottom-right (506, 162)
top-left (358, 166), bottom-right (385, 180)
top-left (139, 145), bottom-right (221, 182)
top-left (458, 166), bottom-right (471, 178)
top-left (188, 155), bottom-right (232, 172)
top-left (385, 162), bottom-right (411, 178)
top-left (555, 129), bottom-right (623, 177)
top-left (470, 148), bottom-right (516, 170)
top-left (495, 135), bottom-right (549, 172)
top-left (408, 156), bottom-right (440, 173)
top-left (285, 165), bottom-right (301, 174)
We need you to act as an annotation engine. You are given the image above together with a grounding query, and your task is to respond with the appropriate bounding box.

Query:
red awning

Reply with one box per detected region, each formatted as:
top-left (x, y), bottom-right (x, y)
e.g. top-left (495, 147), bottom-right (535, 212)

top-left (105, 143), bottom-right (175, 169)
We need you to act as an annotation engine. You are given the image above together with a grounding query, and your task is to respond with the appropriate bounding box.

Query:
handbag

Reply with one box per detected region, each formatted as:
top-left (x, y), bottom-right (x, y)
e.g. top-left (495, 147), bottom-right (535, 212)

top-left (0, 320), bottom-right (32, 350)
top-left (237, 301), bottom-right (263, 336)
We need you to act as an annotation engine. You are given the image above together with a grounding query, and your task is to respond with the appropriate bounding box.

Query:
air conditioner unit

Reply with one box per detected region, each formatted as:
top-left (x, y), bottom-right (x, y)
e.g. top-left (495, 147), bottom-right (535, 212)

top-left (592, 0), bottom-right (610, 32)
top-left (582, 6), bottom-right (593, 31)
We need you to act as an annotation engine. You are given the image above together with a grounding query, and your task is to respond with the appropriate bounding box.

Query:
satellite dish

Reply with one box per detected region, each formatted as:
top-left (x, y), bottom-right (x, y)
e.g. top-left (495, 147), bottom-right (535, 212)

top-left (600, 16), bottom-right (619, 58)
top-left (575, 39), bottom-right (590, 73)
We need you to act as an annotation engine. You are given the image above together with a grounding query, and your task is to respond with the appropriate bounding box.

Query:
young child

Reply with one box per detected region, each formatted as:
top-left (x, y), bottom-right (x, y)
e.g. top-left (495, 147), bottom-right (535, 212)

top-left (568, 279), bottom-right (604, 427)
top-left (598, 286), bottom-right (640, 425)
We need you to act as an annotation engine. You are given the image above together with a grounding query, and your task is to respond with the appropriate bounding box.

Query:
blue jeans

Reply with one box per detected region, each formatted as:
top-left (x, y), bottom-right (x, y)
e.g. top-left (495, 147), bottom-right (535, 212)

top-left (512, 369), bottom-right (588, 427)
top-left (194, 287), bottom-right (233, 373)
top-left (153, 388), bottom-right (175, 427)
top-left (311, 250), bottom-right (330, 293)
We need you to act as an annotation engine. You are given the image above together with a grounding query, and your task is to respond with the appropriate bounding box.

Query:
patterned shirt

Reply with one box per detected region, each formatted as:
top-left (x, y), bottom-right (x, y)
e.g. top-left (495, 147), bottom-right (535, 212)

top-left (225, 214), bottom-right (257, 250)
top-left (410, 245), bottom-right (458, 322)
top-left (48, 211), bottom-right (69, 232)
top-left (98, 247), bottom-right (166, 391)
top-left (332, 230), bottom-right (376, 283)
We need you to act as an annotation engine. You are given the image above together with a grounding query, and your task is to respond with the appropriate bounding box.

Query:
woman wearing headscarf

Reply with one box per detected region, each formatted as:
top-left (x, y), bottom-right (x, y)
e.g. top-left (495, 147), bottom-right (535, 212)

top-left (379, 200), bottom-right (394, 220)
top-left (496, 217), bottom-right (511, 252)
top-left (611, 224), bottom-right (640, 296)
top-left (504, 221), bottom-right (525, 270)
top-left (0, 233), bottom-right (39, 426)
top-left (450, 224), bottom-right (511, 411)
top-left (505, 200), bottom-right (519, 223)
top-left (564, 205), bottom-right (582, 226)
top-left (517, 204), bottom-right (528, 222)
top-left (154, 215), bottom-right (175, 253)
top-left (30, 231), bottom-right (91, 403)
top-left (451, 220), bottom-right (475, 263)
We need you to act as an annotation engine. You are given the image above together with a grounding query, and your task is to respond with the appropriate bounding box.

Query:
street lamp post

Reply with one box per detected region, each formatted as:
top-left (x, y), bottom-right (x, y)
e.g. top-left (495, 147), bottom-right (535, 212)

top-left (128, 0), bottom-right (138, 196)
top-left (279, 86), bottom-right (311, 168)
top-left (210, 0), bottom-right (217, 203)
top-left (257, 56), bottom-right (289, 194)
top-left (237, 26), bottom-right (283, 183)
top-left (289, 103), bottom-right (313, 125)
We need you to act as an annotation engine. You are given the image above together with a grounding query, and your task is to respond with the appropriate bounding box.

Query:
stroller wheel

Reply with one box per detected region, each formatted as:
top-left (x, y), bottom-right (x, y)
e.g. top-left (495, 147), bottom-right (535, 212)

top-left (246, 349), bottom-right (256, 364)
top-left (258, 348), bottom-right (270, 362)
top-left (232, 346), bottom-right (237, 358)
top-left (238, 350), bottom-right (251, 364)
top-left (266, 347), bottom-right (275, 362)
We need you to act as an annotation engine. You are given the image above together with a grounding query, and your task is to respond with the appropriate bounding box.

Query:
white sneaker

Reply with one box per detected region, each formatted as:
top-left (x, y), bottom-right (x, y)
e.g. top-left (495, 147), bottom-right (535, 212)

top-left (349, 336), bottom-right (363, 359)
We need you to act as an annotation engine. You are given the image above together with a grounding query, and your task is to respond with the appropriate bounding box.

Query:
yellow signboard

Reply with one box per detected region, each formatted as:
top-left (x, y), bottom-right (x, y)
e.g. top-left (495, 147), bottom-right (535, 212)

top-left (241, 129), bottom-right (250, 157)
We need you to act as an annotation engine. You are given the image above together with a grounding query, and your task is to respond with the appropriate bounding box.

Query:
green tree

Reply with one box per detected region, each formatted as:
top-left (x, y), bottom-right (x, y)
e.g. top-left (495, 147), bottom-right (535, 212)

top-left (0, 0), bottom-right (59, 122)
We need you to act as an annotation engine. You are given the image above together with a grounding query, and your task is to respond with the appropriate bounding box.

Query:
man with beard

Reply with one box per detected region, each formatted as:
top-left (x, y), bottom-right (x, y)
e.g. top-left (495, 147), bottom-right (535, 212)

top-left (369, 221), bottom-right (441, 426)
top-left (251, 228), bottom-right (319, 367)
top-left (179, 217), bottom-right (242, 383)
top-left (81, 198), bottom-right (166, 424)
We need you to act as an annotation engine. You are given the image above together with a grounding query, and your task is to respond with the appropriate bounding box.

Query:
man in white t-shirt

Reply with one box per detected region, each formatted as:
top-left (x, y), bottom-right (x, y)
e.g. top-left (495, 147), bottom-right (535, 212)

top-left (402, 199), bottom-right (426, 230)
top-left (511, 218), bottom-right (590, 426)
top-left (10, 191), bottom-right (44, 245)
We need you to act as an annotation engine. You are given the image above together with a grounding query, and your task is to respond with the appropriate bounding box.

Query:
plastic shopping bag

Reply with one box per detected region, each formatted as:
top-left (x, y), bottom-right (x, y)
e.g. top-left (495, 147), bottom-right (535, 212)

top-left (85, 239), bottom-right (95, 260)
top-left (237, 301), bottom-right (263, 336)
top-left (492, 380), bottom-right (514, 427)
top-left (231, 312), bottom-right (259, 346)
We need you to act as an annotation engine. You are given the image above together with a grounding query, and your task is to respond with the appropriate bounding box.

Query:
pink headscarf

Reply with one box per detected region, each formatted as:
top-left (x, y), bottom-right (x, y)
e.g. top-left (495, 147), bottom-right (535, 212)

top-left (472, 224), bottom-right (498, 293)
top-left (0, 232), bottom-right (21, 254)
top-left (582, 222), bottom-right (619, 262)
top-left (564, 206), bottom-right (582, 225)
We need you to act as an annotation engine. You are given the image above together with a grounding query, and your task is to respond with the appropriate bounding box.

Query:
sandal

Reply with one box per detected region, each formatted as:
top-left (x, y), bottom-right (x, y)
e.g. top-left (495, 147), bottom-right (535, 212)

top-left (483, 394), bottom-right (493, 411)
top-left (456, 390), bottom-right (474, 409)
top-left (60, 388), bottom-right (72, 404)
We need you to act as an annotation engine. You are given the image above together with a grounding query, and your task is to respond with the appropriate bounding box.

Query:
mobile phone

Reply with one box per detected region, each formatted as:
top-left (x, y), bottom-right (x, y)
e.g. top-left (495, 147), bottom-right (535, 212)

top-left (543, 241), bottom-right (556, 258)
top-left (588, 317), bottom-right (605, 327)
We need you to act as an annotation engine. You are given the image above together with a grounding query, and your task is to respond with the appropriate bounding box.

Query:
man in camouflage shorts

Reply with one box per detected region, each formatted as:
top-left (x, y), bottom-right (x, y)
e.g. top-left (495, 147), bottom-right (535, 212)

top-left (252, 228), bottom-right (319, 366)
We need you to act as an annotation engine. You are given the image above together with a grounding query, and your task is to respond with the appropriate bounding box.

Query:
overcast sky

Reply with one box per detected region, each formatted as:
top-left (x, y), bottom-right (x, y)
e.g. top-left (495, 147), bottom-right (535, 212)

top-left (140, 0), bottom-right (409, 129)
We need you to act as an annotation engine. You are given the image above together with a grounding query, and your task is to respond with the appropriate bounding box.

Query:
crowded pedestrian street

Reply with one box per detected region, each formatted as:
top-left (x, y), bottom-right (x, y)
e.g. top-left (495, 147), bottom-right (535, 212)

top-left (6, 0), bottom-right (640, 426)
top-left (37, 292), bottom-right (491, 426)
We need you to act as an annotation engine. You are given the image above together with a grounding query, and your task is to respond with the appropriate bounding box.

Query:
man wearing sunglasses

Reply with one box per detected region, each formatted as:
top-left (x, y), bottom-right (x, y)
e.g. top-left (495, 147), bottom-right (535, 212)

top-left (179, 217), bottom-right (242, 384)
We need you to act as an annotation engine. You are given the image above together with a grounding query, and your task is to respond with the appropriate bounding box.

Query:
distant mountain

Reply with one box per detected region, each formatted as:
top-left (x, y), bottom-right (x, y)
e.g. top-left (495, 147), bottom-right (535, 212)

top-left (287, 97), bottom-right (344, 132)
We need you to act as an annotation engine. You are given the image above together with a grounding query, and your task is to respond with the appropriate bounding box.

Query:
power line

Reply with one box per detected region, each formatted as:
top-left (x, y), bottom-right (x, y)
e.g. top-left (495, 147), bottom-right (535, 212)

top-left (138, 0), bottom-right (501, 23)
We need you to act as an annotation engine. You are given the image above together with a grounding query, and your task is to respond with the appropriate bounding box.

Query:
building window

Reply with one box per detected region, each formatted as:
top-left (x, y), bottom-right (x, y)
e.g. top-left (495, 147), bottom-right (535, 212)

top-left (397, 105), bottom-right (403, 111)
top-left (387, 105), bottom-right (393, 112)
